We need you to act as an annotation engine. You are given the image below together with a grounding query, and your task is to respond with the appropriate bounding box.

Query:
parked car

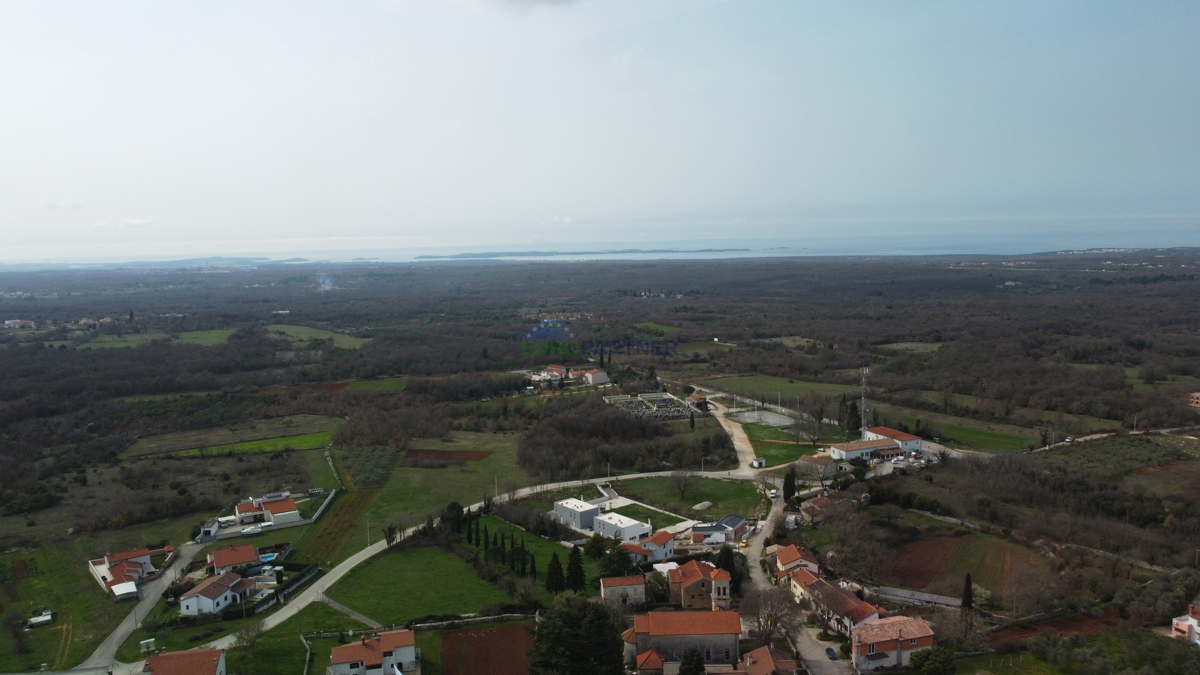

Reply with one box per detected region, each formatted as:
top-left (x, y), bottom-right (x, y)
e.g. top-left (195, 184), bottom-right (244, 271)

top-left (769, 489), bottom-right (778, 499)
top-left (891, 457), bottom-right (904, 464)
top-left (1065, 436), bottom-right (1076, 444)
top-left (825, 647), bottom-right (838, 660)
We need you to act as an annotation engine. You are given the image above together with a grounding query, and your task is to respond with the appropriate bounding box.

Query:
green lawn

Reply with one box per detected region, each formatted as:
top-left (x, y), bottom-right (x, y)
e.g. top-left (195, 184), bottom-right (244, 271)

top-left (115, 597), bottom-right (256, 662)
top-left (347, 378), bottom-right (408, 391)
top-left (266, 325), bottom-right (371, 350)
top-left (302, 449), bottom-right (341, 491)
top-left (939, 424), bottom-right (1028, 452)
top-left (343, 432), bottom-right (531, 561)
top-left (242, 602), bottom-right (369, 675)
top-left (871, 403), bottom-right (1034, 453)
top-left (77, 332), bottom-right (171, 349)
top-left (175, 431), bottom-right (334, 456)
top-left (695, 375), bottom-right (859, 399)
top-left (610, 504), bottom-right (685, 529)
top-left (125, 415), bottom-right (343, 457)
top-left (327, 547), bottom-right (509, 626)
top-left (615, 477), bottom-right (764, 520)
top-left (633, 322), bottom-right (680, 334)
top-left (175, 329), bottom-right (236, 346)
top-left (473, 516), bottom-right (589, 600)
top-left (742, 423), bottom-right (821, 466)
top-left (956, 652), bottom-right (1065, 674)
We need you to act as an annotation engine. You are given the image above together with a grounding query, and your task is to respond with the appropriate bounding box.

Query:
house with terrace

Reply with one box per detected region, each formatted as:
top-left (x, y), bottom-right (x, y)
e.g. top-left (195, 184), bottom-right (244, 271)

top-left (620, 531), bottom-right (676, 563)
top-left (87, 545), bottom-right (173, 600)
top-left (207, 544), bottom-right (260, 575)
top-left (329, 629), bottom-right (418, 675)
top-left (235, 492), bottom-right (302, 527)
top-left (180, 572), bottom-right (258, 616)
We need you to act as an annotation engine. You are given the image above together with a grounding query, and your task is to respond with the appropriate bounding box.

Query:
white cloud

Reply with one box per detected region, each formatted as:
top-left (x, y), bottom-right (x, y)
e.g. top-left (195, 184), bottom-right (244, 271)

top-left (90, 218), bottom-right (153, 229)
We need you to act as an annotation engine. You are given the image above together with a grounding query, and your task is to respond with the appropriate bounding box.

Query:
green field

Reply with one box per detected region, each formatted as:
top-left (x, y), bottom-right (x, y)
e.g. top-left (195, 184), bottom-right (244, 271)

top-left (266, 324), bottom-right (371, 350)
top-left (77, 332), bottom-right (171, 349)
top-left (125, 414), bottom-right (343, 457)
top-left (115, 596), bottom-right (266, 662)
top-left (956, 652), bottom-right (1065, 674)
top-left (327, 547), bottom-right (508, 626)
top-left (347, 377), bottom-right (408, 391)
top-left (695, 375), bottom-right (859, 399)
top-left (175, 329), bottom-right (236, 346)
top-left (632, 322), bottom-right (679, 334)
top-left (876, 342), bottom-right (943, 353)
top-left (740, 423), bottom-right (821, 466)
top-left (473, 516), bottom-right (591, 600)
top-left (871, 403), bottom-right (1034, 453)
top-left (939, 424), bottom-right (1028, 452)
top-left (336, 431), bottom-right (531, 562)
top-left (246, 602), bottom-right (369, 675)
top-left (615, 477), bottom-right (764, 520)
top-left (610, 504), bottom-right (685, 528)
top-left (175, 430), bottom-right (334, 456)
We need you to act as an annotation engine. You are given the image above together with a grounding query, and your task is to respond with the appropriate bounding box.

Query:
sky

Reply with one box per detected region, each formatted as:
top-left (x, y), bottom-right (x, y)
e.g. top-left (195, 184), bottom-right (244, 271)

top-left (1, 1), bottom-right (1198, 262)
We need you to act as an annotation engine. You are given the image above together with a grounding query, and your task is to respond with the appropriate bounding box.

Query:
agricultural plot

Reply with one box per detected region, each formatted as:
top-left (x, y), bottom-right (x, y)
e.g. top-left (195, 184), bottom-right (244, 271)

top-left (124, 414), bottom-right (342, 457)
top-left (346, 377), bottom-right (407, 391)
top-left (883, 535), bottom-right (1044, 597)
top-left (616, 477), bottom-right (764, 520)
top-left (174, 430), bottom-right (333, 456)
top-left (632, 321), bottom-right (679, 334)
top-left (870, 403), bottom-right (1033, 453)
top-left (174, 329), bottom-right (236, 345)
top-left (294, 490), bottom-right (373, 566)
top-left (327, 547), bottom-right (508, 627)
top-left (247, 602), bottom-right (369, 675)
top-left (440, 621), bottom-right (534, 675)
top-left (77, 332), bottom-right (171, 349)
top-left (954, 652), bottom-right (1067, 675)
top-left (266, 324), bottom-right (371, 350)
top-left (695, 375), bottom-right (858, 399)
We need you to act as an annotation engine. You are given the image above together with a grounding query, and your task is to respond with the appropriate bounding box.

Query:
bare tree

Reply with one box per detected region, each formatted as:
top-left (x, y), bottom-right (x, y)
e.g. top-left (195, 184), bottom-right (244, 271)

top-left (234, 621), bottom-right (265, 651)
top-left (826, 511), bottom-right (889, 582)
top-left (741, 587), bottom-right (803, 646)
top-left (668, 469), bottom-right (697, 499)
top-left (793, 458), bottom-right (830, 489)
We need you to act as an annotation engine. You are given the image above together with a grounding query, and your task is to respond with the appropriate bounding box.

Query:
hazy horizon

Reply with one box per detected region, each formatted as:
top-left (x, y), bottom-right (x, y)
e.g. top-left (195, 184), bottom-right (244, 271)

top-left (3, 1), bottom-right (1198, 262)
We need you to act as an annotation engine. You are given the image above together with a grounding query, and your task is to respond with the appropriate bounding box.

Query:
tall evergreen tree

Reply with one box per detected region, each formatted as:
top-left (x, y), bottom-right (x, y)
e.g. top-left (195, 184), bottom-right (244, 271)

top-left (566, 546), bottom-right (586, 592)
top-left (482, 526), bottom-right (490, 552)
top-left (529, 594), bottom-right (624, 675)
top-left (961, 573), bottom-right (974, 633)
top-left (678, 648), bottom-right (706, 675)
top-left (530, 554), bottom-right (537, 582)
top-left (598, 546), bottom-right (633, 579)
top-left (545, 552), bottom-right (565, 593)
top-left (783, 466), bottom-right (796, 503)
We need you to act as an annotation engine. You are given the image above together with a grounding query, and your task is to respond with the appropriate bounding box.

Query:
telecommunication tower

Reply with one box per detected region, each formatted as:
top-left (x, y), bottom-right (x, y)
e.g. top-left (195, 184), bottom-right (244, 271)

top-left (860, 366), bottom-right (869, 440)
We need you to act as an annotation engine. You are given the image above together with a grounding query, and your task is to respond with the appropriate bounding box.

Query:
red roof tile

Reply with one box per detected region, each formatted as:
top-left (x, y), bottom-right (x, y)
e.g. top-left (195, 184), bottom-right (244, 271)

top-left (852, 616), bottom-right (934, 645)
top-left (262, 497), bottom-right (298, 516)
top-left (235, 502), bottom-right (261, 514)
top-left (633, 609), bottom-right (742, 637)
top-left (209, 544), bottom-right (258, 569)
top-left (602, 575), bottom-right (646, 588)
top-left (867, 426), bottom-right (921, 442)
top-left (646, 531), bottom-right (673, 547)
top-left (181, 572), bottom-right (244, 601)
top-left (669, 560), bottom-right (730, 587)
top-left (621, 542), bottom-right (653, 557)
top-left (106, 548), bottom-right (151, 564)
top-left (330, 630), bottom-right (415, 666)
top-left (637, 649), bottom-right (665, 670)
top-left (143, 649), bottom-right (223, 675)
top-left (738, 645), bottom-right (797, 675)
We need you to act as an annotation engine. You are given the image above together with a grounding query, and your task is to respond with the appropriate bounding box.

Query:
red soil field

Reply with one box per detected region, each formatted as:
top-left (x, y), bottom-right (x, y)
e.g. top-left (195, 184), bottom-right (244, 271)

top-left (883, 538), bottom-right (959, 590)
top-left (405, 449), bottom-right (493, 462)
top-left (987, 605), bottom-right (1121, 645)
top-left (441, 622), bottom-right (533, 675)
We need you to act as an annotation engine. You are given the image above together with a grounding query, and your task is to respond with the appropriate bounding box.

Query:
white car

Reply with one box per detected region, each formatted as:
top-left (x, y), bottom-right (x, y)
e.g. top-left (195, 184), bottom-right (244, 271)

top-left (769, 489), bottom-right (778, 499)
top-left (891, 457), bottom-right (904, 464)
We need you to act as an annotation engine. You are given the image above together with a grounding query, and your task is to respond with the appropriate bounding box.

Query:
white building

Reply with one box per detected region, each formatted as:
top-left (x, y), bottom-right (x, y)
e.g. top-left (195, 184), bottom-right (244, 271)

top-left (828, 438), bottom-right (901, 461)
top-left (863, 426), bottom-right (923, 455)
top-left (621, 531), bottom-right (675, 562)
top-left (330, 630), bottom-right (418, 675)
top-left (1172, 604), bottom-right (1200, 645)
top-left (582, 369), bottom-right (610, 385)
top-left (554, 498), bottom-right (600, 531)
top-left (87, 546), bottom-right (172, 598)
top-left (595, 512), bottom-right (652, 542)
top-left (180, 572), bottom-right (257, 616)
top-left (235, 493), bottom-right (302, 526)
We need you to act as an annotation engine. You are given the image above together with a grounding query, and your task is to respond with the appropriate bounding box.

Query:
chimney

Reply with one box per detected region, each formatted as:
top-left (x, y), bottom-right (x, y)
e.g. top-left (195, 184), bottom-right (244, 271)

top-left (361, 636), bottom-right (367, 646)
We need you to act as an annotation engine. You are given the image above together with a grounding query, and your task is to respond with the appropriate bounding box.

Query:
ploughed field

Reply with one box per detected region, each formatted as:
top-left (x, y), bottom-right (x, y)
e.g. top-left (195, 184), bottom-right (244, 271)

top-left (882, 535), bottom-right (1043, 597)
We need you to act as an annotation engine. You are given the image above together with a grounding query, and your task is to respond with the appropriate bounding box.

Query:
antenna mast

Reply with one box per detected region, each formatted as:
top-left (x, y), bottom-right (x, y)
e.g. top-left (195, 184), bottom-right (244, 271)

top-left (860, 366), bottom-right (869, 440)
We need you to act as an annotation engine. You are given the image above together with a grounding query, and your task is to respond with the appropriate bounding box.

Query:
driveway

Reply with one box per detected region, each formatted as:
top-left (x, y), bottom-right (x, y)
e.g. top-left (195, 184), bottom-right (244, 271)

top-left (791, 624), bottom-right (852, 675)
top-left (709, 401), bottom-right (757, 473)
top-left (746, 492), bottom-right (785, 590)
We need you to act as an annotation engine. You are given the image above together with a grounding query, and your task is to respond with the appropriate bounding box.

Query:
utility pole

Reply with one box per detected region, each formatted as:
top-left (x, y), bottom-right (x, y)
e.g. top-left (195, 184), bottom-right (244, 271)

top-left (366, 515), bottom-right (370, 547)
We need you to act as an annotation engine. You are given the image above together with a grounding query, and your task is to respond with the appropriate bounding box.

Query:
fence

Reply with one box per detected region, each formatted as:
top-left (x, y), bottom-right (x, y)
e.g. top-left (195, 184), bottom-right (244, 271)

top-left (310, 489), bottom-right (338, 523)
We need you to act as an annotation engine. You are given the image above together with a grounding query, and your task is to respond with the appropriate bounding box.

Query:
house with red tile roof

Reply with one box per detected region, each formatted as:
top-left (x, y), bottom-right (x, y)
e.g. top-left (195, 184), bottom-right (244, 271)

top-left (668, 560), bottom-right (732, 610)
top-left (863, 426), bottom-right (923, 455)
top-left (330, 629), bottom-right (417, 674)
top-left (621, 531), bottom-right (676, 563)
top-left (773, 544), bottom-right (819, 579)
top-left (207, 544), bottom-right (260, 575)
top-left (1171, 603), bottom-right (1200, 645)
top-left (622, 609), bottom-right (742, 668)
top-left (828, 438), bottom-right (901, 461)
top-left (851, 615), bottom-right (935, 670)
top-left (737, 645), bottom-right (799, 675)
top-left (601, 575), bottom-right (647, 608)
top-left (87, 545), bottom-right (174, 599)
top-left (806, 578), bottom-right (880, 636)
top-left (633, 648), bottom-right (665, 675)
top-left (235, 492), bottom-right (302, 527)
top-left (180, 572), bottom-right (258, 616)
top-left (142, 648), bottom-right (226, 675)
top-left (582, 369), bottom-right (610, 385)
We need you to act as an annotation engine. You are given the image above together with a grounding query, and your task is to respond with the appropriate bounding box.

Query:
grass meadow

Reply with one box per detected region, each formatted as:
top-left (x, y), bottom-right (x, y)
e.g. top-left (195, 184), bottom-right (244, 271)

top-left (346, 377), bottom-right (408, 391)
top-left (175, 430), bottom-right (333, 456)
top-left (615, 477), bottom-right (764, 520)
top-left (610, 503), bottom-right (685, 528)
top-left (124, 414), bottom-right (342, 456)
top-left (326, 547), bottom-right (508, 627)
top-left (266, 325), bottom-right (371, 349)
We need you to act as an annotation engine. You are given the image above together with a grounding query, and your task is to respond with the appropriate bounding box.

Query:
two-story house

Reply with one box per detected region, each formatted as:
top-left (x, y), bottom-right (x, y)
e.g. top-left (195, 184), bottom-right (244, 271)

top-left (622, 610), bottom-right (742, 669)
top-left (773, 544), bottom-right (819, 583)
top-left (207, 544), bottom-right (260, 575)
top-left (621, 531), bottom-right (675, 563)
top-left (851, 616), bottom-right (935, 671)
top-left (329, 630), bottom-right (418, 675)
top-left (601, 575), bottom-right (647, 608)
top-left (668, 560), bottom-right (731, 610)
top-left (1172, 604), bottom-right (1200, 645)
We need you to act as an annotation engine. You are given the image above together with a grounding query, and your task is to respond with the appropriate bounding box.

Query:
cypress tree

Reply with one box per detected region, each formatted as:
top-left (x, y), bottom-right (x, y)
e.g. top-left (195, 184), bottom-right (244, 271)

top-left (566, 546), bottom-right (586, 592)
top-left (546, 552), bottom-right (565, 593)
top-left (783, 466), bottom-right (796, 503)
top-left (961, 573), bottom-right (974, 633)
top-left (483, 526), bottom-right (490, 552)
top-left (530, 554), bottom-right (537, 582)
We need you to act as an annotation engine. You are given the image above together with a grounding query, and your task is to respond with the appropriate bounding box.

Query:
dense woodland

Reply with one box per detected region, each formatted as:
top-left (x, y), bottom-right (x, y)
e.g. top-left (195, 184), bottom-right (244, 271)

top-left (2, 250), bottom-right (1199, 532)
